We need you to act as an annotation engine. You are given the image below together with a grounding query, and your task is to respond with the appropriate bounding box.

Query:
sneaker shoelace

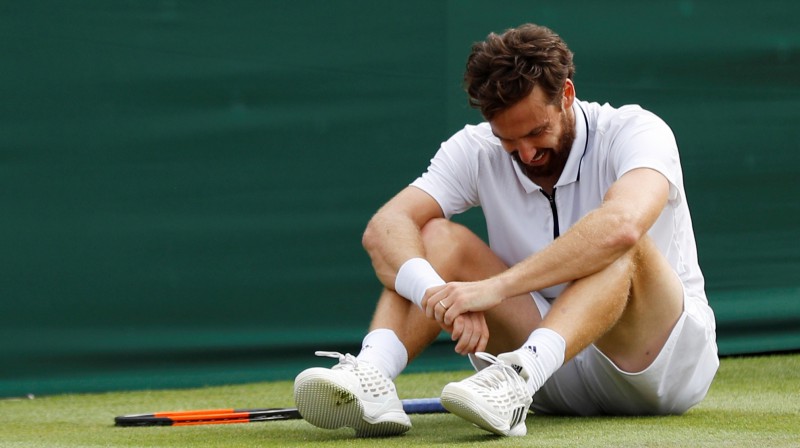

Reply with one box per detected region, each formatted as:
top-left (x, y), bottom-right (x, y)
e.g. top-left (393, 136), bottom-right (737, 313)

top-left (469, 352), bottom-right (529, 397)
top-left (315, 351), bottom-right (358, 370)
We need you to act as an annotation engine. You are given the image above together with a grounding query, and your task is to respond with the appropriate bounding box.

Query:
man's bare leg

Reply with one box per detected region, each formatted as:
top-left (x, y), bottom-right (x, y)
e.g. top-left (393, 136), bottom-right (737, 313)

top-left (541, 236), bottom-right (684, 372)
top-left (593, 236), bottom-right (684, 372)
top-left (367, 289), bottom-right (441, 362)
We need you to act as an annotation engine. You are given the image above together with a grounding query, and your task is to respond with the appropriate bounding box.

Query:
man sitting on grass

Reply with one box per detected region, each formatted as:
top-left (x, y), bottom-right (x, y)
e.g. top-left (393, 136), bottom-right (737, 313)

top-left (293, 23), bottom-right (719, 437)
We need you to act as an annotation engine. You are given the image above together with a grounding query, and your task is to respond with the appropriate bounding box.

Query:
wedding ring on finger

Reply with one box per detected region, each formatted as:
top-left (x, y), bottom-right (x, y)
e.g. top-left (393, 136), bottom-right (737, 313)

top-left (437, 301), bottom-right (449, 310)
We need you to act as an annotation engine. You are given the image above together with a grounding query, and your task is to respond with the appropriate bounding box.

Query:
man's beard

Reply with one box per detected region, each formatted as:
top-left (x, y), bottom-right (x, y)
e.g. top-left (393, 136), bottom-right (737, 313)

top-left (514, 109), bottom-right (576, 180)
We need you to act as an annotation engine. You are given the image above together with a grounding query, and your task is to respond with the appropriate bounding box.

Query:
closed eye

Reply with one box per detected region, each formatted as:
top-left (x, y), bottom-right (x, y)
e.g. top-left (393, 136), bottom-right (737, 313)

top-left (492, 120), bottom-right (549, 142)
top-left (527, 126), bottom-right (546, 137)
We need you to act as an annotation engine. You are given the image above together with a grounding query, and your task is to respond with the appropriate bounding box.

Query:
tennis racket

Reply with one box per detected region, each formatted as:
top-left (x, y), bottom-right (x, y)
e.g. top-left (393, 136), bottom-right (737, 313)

top-left (115, 397), bottom-right (446, 427)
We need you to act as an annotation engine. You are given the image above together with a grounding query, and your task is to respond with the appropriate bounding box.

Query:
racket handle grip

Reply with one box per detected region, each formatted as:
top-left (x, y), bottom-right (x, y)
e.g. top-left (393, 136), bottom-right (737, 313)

top-left (401, 398), bottom-right (446, 414)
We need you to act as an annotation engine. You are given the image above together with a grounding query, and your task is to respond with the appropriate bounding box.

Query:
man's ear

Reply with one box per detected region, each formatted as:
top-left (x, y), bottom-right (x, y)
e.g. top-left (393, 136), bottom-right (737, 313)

top-left (562, 78), bottom-right (575, 110)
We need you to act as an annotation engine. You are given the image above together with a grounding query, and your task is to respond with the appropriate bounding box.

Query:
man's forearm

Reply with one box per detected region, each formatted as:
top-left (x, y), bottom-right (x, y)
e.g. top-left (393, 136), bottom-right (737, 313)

top-left (495, 168), bottom-right (670, 299)
top-left (495, 205), bottom-right (640, 299)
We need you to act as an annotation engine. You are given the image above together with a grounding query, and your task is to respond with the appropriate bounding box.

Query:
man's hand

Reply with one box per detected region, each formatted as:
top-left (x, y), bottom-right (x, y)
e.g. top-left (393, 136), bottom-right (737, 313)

top-left (421, 280), bottom-right (505, 354)
top-left (424, 279), bottom-right (505, 325)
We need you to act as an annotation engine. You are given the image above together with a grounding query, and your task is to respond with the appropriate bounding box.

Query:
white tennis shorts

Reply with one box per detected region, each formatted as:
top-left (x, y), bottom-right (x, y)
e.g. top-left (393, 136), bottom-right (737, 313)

top-left (472, 290), bottom-right (719, 416)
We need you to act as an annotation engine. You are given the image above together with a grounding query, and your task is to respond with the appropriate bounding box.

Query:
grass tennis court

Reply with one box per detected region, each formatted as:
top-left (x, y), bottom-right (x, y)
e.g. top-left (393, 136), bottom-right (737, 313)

top-left (2, 354), bottom-right (797, 447)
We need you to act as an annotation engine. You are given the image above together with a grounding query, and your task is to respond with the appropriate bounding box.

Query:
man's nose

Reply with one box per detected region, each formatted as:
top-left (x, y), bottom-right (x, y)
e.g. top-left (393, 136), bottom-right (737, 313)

top-left (516, 141), bottom-right (538, 163)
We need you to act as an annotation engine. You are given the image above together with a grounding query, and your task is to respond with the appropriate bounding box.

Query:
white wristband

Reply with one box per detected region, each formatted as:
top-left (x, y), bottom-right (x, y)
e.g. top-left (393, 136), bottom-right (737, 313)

top-left (394, 258), bottom-right (445, 309)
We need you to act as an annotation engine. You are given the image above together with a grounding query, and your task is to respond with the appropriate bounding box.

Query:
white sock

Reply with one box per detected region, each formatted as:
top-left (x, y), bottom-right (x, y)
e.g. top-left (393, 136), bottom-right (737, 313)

top-left (356, 328), bottom-right (408, 380)
top-left (515, 327), bottom-right (566, 393)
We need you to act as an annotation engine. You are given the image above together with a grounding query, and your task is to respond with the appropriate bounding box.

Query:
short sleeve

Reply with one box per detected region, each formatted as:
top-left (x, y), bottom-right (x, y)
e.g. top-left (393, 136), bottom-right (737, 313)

top-left (411, 126), bottom-right (482, 218)
top-left (610, 107), bottom-right (682, 202)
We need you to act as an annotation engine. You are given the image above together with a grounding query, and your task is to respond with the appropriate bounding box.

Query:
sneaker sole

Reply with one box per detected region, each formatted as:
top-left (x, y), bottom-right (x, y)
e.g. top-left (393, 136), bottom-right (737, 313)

top-left (294, 376), bottom-right (410, 437)
top-left (441, 388), bottom-right (515, 436)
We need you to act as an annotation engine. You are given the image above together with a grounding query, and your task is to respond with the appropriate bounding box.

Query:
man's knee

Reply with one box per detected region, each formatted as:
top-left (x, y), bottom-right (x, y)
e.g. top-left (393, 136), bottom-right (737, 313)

top-left (420, 219), bottom-right (501, 282)
top-left (420, 218), bottom-right (462, 247)
top-left (420, 218), bottom-right (487, 256)
top-left (628, 236), bottom-right (682, 300)
top-left (419, 219), bottom-right (470, 273)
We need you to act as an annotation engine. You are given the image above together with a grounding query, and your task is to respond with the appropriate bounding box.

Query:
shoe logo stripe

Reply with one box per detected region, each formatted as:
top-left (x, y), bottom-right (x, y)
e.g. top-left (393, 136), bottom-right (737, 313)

top-left (510, 406), bottom-right (525, 429)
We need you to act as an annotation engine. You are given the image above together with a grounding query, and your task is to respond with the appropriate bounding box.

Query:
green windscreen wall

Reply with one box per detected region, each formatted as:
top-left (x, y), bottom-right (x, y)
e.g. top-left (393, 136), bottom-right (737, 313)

top-left (1, 1), bottom-right (798, 397)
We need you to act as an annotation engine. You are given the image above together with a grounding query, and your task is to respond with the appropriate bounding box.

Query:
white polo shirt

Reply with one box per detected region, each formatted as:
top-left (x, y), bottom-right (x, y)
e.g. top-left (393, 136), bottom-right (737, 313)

top-left (411, 99), bottom-right (708, 308)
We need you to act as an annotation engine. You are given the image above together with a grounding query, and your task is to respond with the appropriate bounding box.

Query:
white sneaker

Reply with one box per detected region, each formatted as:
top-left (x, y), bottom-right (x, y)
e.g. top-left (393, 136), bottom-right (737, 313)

top-left (293, 351), bottom-right (411, 437)
top-left (440, 352), bottom-right (533, 436)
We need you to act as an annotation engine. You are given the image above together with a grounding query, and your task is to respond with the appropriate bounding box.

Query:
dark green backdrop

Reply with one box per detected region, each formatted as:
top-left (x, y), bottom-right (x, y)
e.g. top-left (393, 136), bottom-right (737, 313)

top-left (2, 1), bottom-right (798, 397)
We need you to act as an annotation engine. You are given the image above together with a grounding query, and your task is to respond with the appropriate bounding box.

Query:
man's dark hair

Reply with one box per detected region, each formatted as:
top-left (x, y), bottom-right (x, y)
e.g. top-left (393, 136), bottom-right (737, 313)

top-left (464, 24), bottom-right (575, 120)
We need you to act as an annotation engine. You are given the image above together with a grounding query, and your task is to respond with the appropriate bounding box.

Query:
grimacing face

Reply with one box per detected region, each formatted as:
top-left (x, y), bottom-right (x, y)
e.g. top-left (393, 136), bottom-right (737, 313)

top-left (490, 82), bottom-right (576, 183)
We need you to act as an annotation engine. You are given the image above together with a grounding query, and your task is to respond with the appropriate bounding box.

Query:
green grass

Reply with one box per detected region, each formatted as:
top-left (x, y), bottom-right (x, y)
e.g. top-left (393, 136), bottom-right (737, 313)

top-left (1, 354), bottom-right (798, 447)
